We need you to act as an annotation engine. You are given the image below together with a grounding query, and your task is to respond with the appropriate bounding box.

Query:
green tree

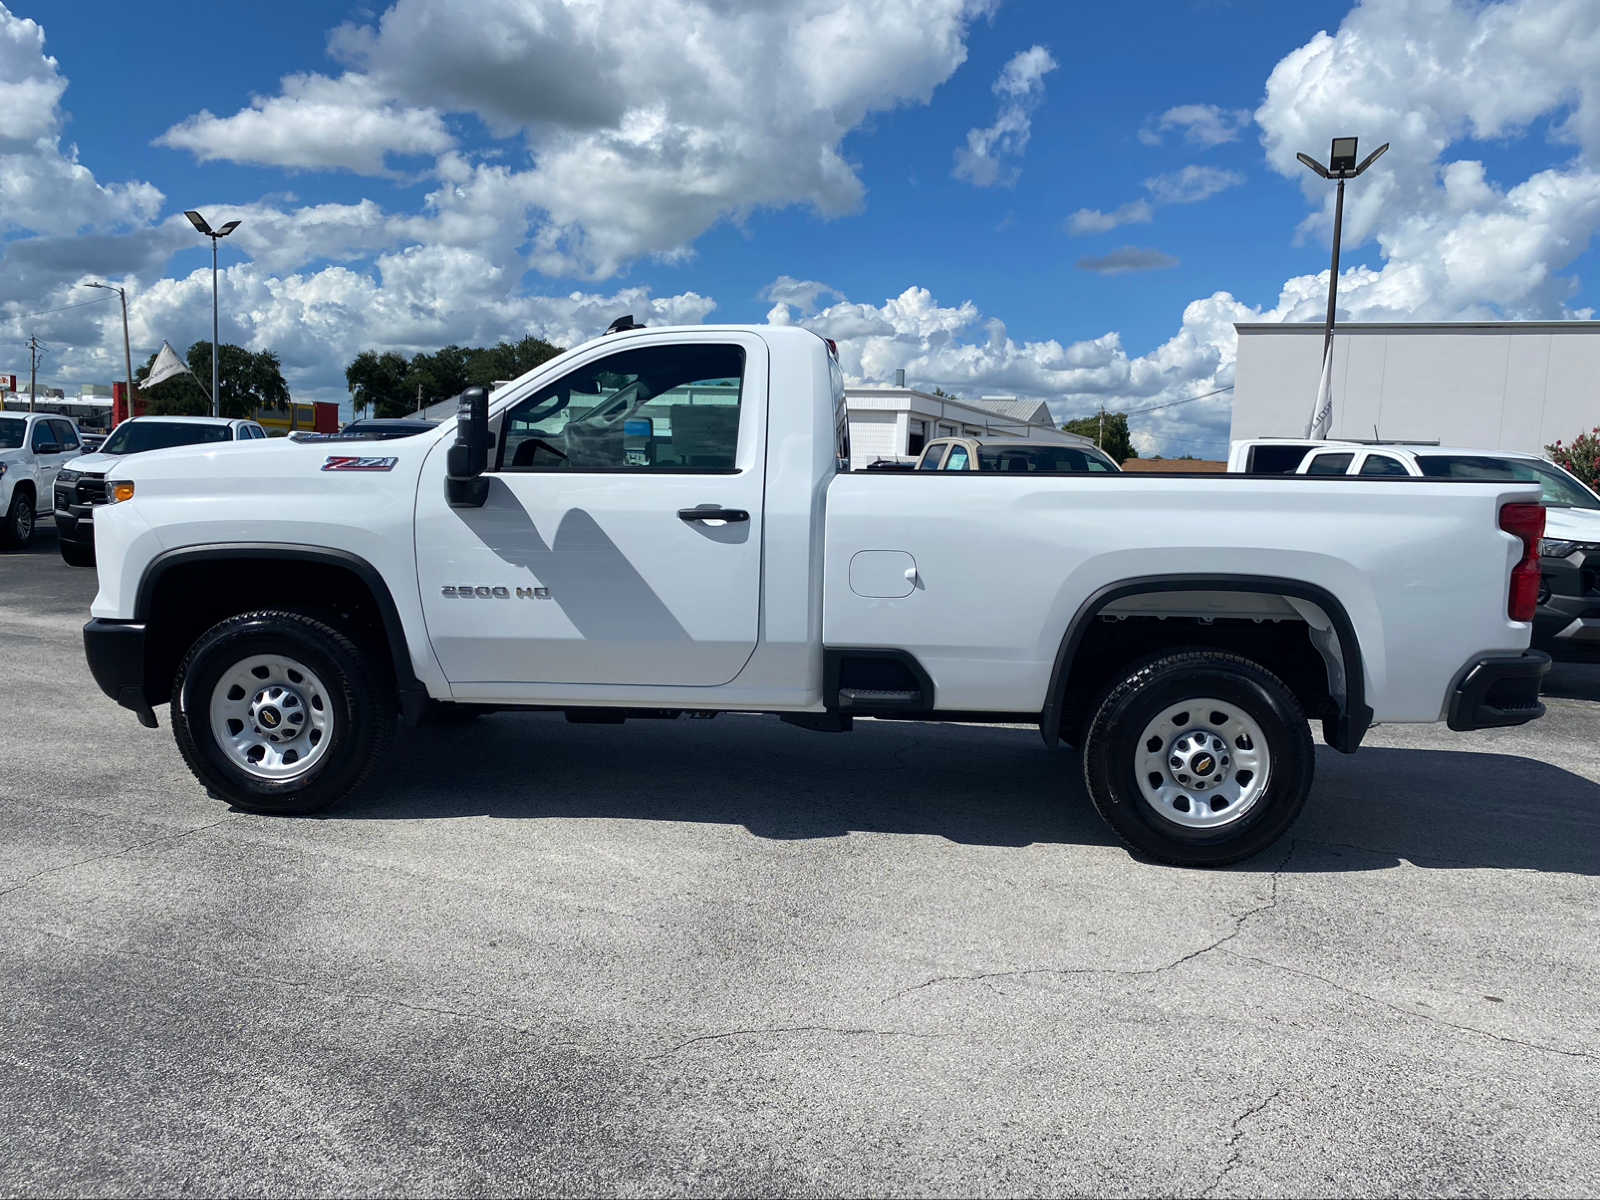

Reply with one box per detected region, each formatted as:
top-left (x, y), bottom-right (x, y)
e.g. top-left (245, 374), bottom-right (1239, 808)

top-left (345, 350), bottom-right (413, 418)
top-left (136, 342), bottom-right (289, 419)
top-left (345, 334), bottom-right (566, 418)
top-left (467, 335), bottom-right (563, 387)
top-left (1062, 410), bottom-right (1137, 463)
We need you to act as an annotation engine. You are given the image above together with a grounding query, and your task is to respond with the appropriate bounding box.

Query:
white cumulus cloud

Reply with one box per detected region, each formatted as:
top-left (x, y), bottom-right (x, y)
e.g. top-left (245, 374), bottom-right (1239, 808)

top-left (1138, 103), bottom-right (1251, 148)
top-left (952, 44), bottom-right (1058, 187)
top-left (156, 73), bottom-right (455, 177)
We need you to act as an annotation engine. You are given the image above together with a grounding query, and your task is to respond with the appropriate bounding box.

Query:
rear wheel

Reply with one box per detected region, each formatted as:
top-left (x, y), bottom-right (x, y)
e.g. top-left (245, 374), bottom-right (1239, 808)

top-left (172, 610), bottom-right (394, 815)
top-left (1082, 650), bottom-right (1314, 867)
top-left (59, 539), bottom-right (95, 567)
top-left (1, 487), bottom-right (35, 549)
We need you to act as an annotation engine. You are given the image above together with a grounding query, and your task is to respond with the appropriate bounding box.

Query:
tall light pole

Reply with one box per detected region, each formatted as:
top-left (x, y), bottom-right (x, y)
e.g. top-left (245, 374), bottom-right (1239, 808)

top-left (85, 282), bottom-right (135, 425)
top-left (1296, 137), bottom-right (1388, 436)
top-left (183, 210), bottom-right (241, 417)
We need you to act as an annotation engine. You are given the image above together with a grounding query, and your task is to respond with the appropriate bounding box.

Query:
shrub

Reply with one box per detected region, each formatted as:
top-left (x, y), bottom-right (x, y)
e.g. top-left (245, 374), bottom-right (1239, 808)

top-left (1546, 428), bottom-right (1600, 491)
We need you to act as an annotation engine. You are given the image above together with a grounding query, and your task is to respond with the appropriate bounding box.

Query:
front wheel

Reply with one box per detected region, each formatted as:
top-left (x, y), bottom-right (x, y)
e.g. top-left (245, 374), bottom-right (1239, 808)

top-left (172, 611), bottom-right (394, 814)
top-left (1, 487), bottom-right (35, 549)
top-left (1081, 650), bottom-right (1314, 867)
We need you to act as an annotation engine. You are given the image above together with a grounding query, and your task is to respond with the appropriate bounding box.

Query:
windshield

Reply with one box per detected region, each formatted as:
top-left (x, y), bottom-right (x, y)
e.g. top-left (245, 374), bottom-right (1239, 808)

top-left (975, 445), bottom-right (1117, 473)
top-left (1416, 455), bottom-right (1600, 509)
top-left (100, 421), bottom-right (233, 455)
top-left (0, 418), bottom-right (24, 450)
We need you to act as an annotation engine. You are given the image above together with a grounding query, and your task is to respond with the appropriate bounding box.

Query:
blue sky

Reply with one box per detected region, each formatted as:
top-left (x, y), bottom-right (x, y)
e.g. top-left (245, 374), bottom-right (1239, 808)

top-left (5, 0), bottom-right (1599, 456)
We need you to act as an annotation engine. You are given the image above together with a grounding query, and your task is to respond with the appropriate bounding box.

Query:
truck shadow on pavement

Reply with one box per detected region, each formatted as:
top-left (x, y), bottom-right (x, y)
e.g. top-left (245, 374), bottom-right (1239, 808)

top-left (339, 713), bottom-right (1600, 875)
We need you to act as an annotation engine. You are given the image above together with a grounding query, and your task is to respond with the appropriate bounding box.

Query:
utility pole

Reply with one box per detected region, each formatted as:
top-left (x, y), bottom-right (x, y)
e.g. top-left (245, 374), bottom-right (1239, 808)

top-left (416, 381), bottom-right (423, 418)
top-left (27, 334), bottom-right (41, 413)
top-left (86, 282), bottom-right (136, 421)
top-left (1097, 404), bottom-right (1105, 450)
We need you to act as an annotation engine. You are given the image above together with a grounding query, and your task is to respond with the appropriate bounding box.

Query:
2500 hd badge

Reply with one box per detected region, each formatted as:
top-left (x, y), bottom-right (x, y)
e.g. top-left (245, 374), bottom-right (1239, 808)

top-left (441, 585), bottom-right (552, 599)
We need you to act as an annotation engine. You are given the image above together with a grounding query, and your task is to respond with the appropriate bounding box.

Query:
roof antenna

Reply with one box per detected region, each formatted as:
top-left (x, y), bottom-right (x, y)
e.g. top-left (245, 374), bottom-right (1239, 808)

top-left (604, 314), bottom-right (645, 335)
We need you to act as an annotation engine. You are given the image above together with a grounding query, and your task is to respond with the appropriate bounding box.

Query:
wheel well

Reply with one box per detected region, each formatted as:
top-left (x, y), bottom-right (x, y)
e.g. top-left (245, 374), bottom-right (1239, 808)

top-left (1044, 579), bottom-right (1371, 753)
top-left (140, 555), bottom-right (402, 708)
top-left (12, 479), bottom-right (35, 501)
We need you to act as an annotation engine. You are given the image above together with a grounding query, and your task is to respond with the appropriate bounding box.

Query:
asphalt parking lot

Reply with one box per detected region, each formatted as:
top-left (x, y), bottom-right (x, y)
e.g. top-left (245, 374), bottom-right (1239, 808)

top-left (4, 524), bottom-right (1599, 1197)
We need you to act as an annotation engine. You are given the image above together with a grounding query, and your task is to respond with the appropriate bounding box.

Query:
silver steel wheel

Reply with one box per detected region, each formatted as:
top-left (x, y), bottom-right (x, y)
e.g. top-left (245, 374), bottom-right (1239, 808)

top-left (1134, 697), bottom-right (1271, 830)
top-left (208, 654), bottom-right (334, 781)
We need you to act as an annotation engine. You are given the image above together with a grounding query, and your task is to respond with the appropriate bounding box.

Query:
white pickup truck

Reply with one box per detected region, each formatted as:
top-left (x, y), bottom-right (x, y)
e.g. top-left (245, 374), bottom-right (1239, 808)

top-left (83, 324), bottom-right (1551, 865)
top-left (0, 410), bottom-right (84, 547)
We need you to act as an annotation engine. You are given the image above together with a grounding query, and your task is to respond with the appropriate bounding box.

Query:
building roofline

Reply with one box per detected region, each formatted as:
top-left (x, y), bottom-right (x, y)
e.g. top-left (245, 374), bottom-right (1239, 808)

top-left (1234, 320), bottom-right (1600, 334)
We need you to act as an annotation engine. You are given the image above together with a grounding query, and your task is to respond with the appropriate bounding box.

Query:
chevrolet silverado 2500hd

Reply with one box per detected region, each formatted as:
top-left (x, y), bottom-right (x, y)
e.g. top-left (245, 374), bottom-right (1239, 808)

top-left (82, 324), bottom-right (1550, 865)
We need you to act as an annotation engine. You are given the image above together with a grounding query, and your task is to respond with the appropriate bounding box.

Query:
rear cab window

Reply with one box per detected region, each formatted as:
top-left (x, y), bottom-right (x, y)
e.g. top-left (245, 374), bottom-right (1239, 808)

top-left (1304, 452), bottom-right (1354, 475)
top-left (1357, 453), bottom-right (1408, 476)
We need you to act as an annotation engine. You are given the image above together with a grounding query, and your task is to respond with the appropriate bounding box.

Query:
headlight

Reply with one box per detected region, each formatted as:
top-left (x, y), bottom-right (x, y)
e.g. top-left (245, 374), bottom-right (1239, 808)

top-left (0, 462), bottom-right (6, 477)
top-left (56, 468), bottom-right (80, 484)
top-left (107, 480), bottom-right (135, 503)
top-left (1540, 539), bottom-right (1578, 557)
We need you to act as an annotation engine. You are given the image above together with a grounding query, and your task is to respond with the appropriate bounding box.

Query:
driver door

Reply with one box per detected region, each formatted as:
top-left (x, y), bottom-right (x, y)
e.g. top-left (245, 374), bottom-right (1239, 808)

top-left (415, 332), bottom-right (768, 693)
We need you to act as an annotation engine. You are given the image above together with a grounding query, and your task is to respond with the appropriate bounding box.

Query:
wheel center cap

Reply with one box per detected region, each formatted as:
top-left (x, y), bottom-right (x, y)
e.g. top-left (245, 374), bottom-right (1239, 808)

top-left (1192, 752), bottom-right (1215, 775)
top-left (259, 707), bottom-right (281, 729)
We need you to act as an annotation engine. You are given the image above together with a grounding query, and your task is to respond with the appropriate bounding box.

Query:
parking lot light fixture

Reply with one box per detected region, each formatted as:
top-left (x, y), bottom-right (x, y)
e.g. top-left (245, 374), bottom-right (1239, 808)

top-left (1297, 137), bottom-right (1390, 433)
top-left (183, 210), bottom-right (242, 418)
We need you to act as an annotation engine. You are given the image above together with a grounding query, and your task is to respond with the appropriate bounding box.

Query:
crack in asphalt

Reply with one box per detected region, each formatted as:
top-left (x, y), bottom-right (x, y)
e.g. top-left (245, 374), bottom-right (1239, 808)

top-left (645, 1025), bottom-right (932, 1061)
top-left (1200, 1087), bottom-right (1281, 1198)
top-left (0, 819), bottom-right (228, 900)
top-left (1218, 948), bottom-right (1600, 1065)
top-left (884, 841), bottom-right (1297, 1003)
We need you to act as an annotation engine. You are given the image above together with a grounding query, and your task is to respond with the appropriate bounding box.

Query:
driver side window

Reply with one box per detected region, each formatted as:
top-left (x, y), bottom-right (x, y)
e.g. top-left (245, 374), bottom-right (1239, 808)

top-left (497, 343), bottom-right (745, 473)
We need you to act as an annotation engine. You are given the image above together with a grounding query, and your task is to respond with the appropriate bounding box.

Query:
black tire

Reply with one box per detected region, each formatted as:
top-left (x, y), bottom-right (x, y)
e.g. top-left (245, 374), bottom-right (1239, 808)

top-left (59, 540), bottom-right (95, 567)
top-left (171, 610), bottom-right (394, 815)
top-left (1082, 650), bottom-right (1314, 867)
top-left (1, 486), bottom-right (35, 549)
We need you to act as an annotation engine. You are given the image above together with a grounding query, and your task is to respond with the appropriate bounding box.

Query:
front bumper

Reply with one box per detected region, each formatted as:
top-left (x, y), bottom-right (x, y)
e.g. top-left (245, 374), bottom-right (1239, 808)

top-left (83, 618), bottom-right (157, 728)
top-left (1533, 546), bottom-right (1600, 657)
top-left (1446, 650), bottom-right (1550, 732)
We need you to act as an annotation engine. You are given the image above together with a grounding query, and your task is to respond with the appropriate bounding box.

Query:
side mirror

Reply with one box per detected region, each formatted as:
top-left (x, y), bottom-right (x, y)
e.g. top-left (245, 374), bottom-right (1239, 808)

top-left (446, 387), bottom-right (491, 508)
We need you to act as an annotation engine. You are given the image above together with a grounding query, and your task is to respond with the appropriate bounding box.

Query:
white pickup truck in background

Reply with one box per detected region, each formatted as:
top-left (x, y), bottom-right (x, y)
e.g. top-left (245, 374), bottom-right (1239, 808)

top-left (1233, 437), bottom-right (1600, 660)
top-left (82, 324), bottom-right (1550, 865)
top-left (0, 410), bottom-right (84, 548)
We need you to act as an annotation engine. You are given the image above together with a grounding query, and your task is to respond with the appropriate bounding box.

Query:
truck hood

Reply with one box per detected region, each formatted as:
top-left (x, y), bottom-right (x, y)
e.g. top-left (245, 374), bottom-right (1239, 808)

top-left (102, 427), bottom-right (444, 487)
top-left (62, 451), bottom-right (120, 474)
top-left (1544, 505), bottom-right (1600, 541)
top-left (0, 447), bottom-right (28, 468)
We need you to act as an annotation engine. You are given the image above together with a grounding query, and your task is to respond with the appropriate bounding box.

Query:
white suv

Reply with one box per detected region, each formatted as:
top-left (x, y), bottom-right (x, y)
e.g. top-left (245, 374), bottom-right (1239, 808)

top-left (0, 411), bottom-right (84, 548)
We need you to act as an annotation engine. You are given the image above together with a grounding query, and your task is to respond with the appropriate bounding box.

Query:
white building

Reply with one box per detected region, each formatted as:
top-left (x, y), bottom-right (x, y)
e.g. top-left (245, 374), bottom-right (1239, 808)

top-left (843, 385), bottom-right (1086, 469)
top-left (1232, 321), bottom-right (1600, 453)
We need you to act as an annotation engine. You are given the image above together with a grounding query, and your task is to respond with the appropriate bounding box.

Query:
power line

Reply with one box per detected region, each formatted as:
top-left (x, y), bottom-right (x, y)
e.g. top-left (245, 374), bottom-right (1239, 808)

top-left (4, 293), bottom-right (115, 322)
top-left (1123, 383), bottom-right (1234, 416)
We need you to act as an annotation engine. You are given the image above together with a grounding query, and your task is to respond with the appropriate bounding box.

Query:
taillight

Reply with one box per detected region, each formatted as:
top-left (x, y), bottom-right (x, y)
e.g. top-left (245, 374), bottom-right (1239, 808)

top-left (823, 337), bottom-right (838, 359)
top-left (1499, 502), bottom-right (1545, 621)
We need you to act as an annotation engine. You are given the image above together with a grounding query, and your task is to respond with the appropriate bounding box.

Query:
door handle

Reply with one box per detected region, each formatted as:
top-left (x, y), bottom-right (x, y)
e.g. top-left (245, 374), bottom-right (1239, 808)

top-left (678, 506), bottom-right (749, 523)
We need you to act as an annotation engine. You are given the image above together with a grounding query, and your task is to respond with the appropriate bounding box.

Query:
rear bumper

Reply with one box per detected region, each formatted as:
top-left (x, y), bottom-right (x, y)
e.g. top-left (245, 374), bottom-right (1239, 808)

top-left (1446, 650), bottom-right (1550, 732)
top-left (83, 618), bottom-right (157, 728)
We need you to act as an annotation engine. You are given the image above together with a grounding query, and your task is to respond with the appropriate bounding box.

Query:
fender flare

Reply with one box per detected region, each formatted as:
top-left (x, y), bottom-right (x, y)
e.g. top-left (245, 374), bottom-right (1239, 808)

top-left (1039, 573), bottom-right (1373, 754)
top-left (134, 542), bottom-right (427, 721)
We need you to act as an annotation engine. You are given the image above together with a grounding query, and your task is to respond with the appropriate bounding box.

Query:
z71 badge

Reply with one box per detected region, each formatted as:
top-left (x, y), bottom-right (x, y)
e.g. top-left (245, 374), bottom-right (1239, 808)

top-left (322, 455), bottom-right (399, 472)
